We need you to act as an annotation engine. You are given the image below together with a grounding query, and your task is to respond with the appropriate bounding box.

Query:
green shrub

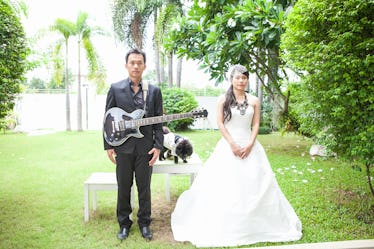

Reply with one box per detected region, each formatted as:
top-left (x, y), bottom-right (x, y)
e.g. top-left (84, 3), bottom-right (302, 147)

top-left (0, 1), bottom-right (27, 128)
top-left (259, 126), bottom-right (271, 135)
top-left (260, 97), bottom-right (273, 130)
top-left (282, 0), bottom-right (374, 171)
top-left (162, 88), bottom-right (198, 131)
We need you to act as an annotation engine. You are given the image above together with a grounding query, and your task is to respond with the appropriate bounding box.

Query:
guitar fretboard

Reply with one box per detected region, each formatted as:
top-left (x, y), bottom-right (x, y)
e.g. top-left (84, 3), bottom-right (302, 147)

top-left (124, 112), bottom-right (196, 129)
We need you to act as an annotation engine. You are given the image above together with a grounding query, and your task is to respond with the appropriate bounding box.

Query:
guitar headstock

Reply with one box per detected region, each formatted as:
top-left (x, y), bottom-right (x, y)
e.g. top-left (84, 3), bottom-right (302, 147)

top-left (191, 108), bottom-right (208, 118)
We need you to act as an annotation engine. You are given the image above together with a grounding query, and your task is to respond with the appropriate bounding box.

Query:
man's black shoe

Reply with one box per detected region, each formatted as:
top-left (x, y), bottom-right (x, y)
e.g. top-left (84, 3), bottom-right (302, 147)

top-left (140, 226), bottom-right (153, 240)
top-left (117, 227), bottom-right (130, 241)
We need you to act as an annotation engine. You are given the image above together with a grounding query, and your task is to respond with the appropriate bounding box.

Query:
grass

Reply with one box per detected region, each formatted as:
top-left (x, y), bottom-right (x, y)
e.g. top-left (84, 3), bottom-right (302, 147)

top-left (0, 130), bottom-right (373, 249)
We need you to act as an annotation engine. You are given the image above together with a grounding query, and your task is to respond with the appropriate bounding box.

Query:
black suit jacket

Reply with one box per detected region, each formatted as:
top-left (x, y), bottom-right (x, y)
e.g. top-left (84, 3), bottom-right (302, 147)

top-left (103, 78), bottom-right (164, 154)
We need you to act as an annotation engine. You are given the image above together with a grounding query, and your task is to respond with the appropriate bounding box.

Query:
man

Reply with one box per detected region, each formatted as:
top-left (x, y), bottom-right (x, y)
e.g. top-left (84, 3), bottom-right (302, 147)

top-left (103, 48), bottom-right (164, 241)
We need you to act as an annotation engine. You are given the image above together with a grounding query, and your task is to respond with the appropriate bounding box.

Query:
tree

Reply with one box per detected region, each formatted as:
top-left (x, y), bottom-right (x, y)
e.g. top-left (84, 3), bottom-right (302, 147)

top-left (0, 0), bottom-right (27, 130)
top-left (112, 0), bottom-right (172, 87)
top-left (164, 0), bottom-right (293, 129)
top-left (28, 77), bottom-right (46, 89)
top-left (111, 0), bottom-right (158, 50)
top-left (111, 0), bottom-right (186, 88)
top-left (50, 12), bottom-right (107, 131)
top-left (155, 1), bottom-right (183, 87)
top-left (281, 0), bottom-right (374, 195)
top-left (50, 18), bottom-right (75, 131)
top-left (74, 11), bottom-right (107, 131)
top-left (48, 70), bottom-right (73, 90)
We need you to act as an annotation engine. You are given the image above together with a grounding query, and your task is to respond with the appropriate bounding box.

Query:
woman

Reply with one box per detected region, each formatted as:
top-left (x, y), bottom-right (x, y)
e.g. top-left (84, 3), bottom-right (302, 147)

top-left (171, 65), bottom-right (302, 247)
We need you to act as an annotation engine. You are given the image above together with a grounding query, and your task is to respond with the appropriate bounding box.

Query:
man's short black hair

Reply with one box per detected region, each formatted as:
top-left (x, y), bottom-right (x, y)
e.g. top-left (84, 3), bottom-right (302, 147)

top-left (125, 48), bottom-right (146, 64)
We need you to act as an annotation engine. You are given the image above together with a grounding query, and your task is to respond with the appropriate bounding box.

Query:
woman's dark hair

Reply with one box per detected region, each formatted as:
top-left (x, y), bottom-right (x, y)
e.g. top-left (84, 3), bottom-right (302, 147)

top-left (223, 64), bottom-right (249, 122)
top-left (125, 48), bottom-right (146, 64)
top-left (223, 85), bottom-right (235, 122)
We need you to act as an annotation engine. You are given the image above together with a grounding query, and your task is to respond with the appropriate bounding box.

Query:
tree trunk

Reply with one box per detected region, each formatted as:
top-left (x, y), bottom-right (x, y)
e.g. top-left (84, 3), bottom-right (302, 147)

top-left (256, 74), bottom-right (263, 119)
top-left (155, 48), bottom-right (161, 84)
top-left (132, 12), bottom-right (143, 50)
top-left (253, 48), bottom-right (289, 129)
top-left (153, 9), bottom-right (161, 85)
top-left (268, 48), bottom-right (282, 130)
top-left (77, 38), bottom-right (83, 131)
top-left (167, 51), bottom-right (173, 88)
top-left (176, 57), bottom-right (182, 88)
top-left (366, 162), bottom-right (374, 197)
top-left (65, 40), bottom-right (71, 131)
top-left (160, 53), bottom-right (166, 83)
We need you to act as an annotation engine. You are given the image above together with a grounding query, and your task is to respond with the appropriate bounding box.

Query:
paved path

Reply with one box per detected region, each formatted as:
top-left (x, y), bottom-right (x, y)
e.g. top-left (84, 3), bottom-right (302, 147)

top-left (249, 240), bottom-right (374, 249)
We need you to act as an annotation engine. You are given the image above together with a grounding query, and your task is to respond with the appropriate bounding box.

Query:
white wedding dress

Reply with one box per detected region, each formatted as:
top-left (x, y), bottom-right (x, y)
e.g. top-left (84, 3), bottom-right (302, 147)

top-left (171, 105), bottom-right (302, 248)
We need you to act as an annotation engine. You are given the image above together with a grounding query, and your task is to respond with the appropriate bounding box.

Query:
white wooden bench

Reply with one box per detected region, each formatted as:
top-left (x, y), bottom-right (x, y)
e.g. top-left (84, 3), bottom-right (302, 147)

top-left (84, 154), bottom-right (203, 222)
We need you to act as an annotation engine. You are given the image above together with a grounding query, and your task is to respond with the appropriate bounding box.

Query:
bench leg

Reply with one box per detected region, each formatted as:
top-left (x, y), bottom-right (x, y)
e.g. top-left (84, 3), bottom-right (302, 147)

top-left (84, 184), bottom-right (89, 222)
top-left (92, 191), bottom-right (97, 211)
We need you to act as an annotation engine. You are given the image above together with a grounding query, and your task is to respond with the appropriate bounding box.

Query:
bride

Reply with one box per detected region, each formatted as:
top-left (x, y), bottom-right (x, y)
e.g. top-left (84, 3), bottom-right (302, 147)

top-left (171, 64), bottom-right (302, 247)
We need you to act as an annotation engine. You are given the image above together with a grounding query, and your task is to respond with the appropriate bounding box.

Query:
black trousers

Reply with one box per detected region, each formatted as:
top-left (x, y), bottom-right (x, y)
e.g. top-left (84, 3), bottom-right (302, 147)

top-left (115, 152), bottom-right (152, 229)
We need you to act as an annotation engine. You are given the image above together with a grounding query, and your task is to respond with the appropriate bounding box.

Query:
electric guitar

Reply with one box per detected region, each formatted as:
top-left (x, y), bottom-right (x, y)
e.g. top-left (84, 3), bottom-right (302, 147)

top-left (103, 107), bottom-right (208, 146)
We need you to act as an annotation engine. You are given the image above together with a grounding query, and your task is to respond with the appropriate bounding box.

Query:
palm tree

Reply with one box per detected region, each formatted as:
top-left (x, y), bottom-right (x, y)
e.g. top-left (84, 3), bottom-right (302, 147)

top-left (51, 13), bottom-right (107, 131)
top-left (155, 1), bottom-right (183, 87)
top-left (74, 11), bottom-right (106, 131)
top-left (112, 0), bottom-right (185, 87)
top-left (112, 0), bottom-right (160, 49)
top-left (152, 5), bottom-right (162, 85)
top-left (112, 0), bottom-right (167, 86)
top-left (50, 19), bottom-right (76, 131)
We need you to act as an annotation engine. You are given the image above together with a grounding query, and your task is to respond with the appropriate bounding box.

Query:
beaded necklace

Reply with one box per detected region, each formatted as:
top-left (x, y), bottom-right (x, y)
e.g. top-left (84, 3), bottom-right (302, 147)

top-left (232, 94), bottom-right (249, 115)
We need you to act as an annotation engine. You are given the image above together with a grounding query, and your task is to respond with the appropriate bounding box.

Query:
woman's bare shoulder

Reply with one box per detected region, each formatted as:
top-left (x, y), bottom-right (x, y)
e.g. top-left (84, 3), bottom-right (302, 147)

top-left (246, 93), bottom-right (260, 106)
top-left (217, 94), bottom-right (226, 104)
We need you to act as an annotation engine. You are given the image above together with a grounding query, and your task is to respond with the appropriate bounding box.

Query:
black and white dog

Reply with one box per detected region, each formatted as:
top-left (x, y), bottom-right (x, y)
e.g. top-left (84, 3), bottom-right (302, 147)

top-left (159, 126), bottom-right (193, 164)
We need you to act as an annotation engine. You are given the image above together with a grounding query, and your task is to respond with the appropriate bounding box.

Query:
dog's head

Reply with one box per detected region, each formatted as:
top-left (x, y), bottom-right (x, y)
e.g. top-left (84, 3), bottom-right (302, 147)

top-left (175, 139), bottom-right (193, 161)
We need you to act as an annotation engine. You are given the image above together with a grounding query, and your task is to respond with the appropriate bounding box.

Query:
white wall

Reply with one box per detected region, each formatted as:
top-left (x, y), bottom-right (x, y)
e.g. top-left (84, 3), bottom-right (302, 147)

top-left (14, 94), bottom-right (218, 132)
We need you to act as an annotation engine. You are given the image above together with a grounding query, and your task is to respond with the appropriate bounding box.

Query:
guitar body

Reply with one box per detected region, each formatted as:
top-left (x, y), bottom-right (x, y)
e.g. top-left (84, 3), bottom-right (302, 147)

top-left (103, 107), bottom-right (146, 146)
top-left (103, 107), bottom-right (208, 147)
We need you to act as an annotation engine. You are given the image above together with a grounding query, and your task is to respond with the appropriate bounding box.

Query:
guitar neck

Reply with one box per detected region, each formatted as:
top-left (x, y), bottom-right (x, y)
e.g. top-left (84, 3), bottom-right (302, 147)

top-left (130, 112), bottom-right (195, 127)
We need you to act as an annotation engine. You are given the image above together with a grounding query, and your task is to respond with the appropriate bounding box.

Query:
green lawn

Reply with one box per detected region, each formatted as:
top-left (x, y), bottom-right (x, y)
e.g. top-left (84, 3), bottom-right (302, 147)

top-left (0, 130), bottom-right (372, 249)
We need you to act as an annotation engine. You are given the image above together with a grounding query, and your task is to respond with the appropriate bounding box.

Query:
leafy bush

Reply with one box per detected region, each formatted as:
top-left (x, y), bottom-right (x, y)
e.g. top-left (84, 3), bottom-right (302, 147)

top-left (0, 1), bottom-right (27, 129)
top-left (259, 126), bottom-right (271, 135)
top-left (282, 0), bottom-right (374, 194)
top-left (260, 96), bottom-right (273, 130)
top-left (162, 88), bottom-right (198, 131)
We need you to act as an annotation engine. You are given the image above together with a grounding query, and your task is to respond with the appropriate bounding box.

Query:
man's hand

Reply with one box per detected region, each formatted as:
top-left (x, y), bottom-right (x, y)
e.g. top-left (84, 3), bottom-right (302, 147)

top-left (148, 148), bottom-right (160, 166)
top-left (106, 149), bottom-right (116, 164)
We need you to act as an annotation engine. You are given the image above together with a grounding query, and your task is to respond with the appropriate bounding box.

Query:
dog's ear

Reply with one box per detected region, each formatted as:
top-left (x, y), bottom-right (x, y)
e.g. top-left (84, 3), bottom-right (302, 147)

top-left (183, 139), bottom-right (193, 156)
top-left (186, 140), bottom-right (193, 156)
top-left (175, 142), bottom-right (184, 158)
top-left (162, 126), bottom-right (171, 134)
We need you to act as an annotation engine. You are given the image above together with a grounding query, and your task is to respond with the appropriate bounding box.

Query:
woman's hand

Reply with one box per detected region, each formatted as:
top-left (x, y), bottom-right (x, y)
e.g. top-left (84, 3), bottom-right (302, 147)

top-left (230, 142), bottom-right (243, 157)
top-left (239, 143), bottom-right (254, 159)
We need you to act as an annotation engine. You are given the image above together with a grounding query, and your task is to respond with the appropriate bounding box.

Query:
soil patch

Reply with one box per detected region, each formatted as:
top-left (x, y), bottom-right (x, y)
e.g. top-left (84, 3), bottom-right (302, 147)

top-left (151, 196), bottom-right (178, 243)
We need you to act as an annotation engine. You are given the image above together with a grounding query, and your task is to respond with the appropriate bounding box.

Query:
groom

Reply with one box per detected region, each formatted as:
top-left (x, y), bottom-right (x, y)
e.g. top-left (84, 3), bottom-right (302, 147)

top-left (103, 48), bottom-right (164, 241)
